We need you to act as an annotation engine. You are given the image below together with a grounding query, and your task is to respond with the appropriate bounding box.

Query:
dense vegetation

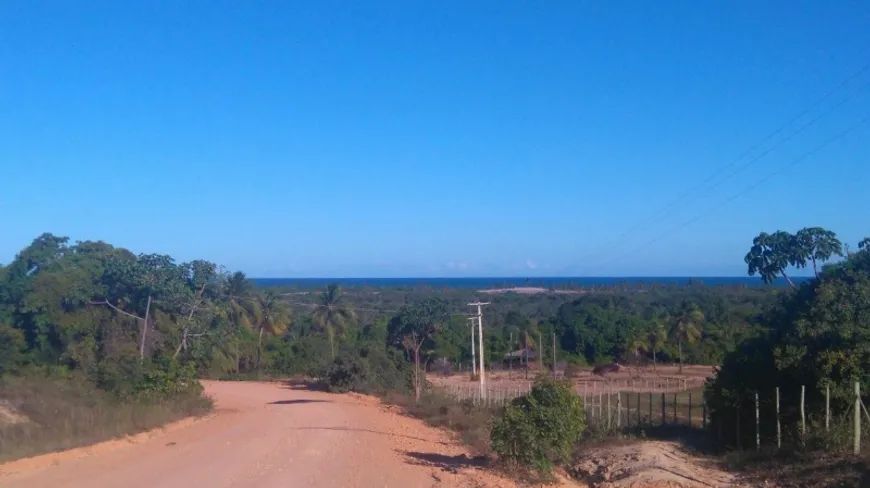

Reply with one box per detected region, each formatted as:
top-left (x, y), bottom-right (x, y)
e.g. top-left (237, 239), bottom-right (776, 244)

top-left (0, 232), bottom-right (791, 390)
top-left (707, 229), bottom-right (870, 450)
top-left (4, 226), bottom-right (865, 478)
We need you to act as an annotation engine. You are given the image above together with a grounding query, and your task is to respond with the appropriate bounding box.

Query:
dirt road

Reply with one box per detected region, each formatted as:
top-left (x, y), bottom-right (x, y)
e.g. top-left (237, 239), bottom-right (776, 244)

top-left (0, 381), bottom-right (517, 488)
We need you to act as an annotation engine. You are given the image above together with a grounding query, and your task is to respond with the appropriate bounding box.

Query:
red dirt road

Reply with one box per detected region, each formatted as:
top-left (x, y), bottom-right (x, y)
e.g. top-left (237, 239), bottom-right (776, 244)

top-left (0, 381), bottom-right (518, 488)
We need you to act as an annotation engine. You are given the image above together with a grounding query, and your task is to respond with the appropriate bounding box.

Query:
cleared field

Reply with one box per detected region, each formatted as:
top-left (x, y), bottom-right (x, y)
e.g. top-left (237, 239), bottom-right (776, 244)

top-left (432, 364), bottom-right (714, 428)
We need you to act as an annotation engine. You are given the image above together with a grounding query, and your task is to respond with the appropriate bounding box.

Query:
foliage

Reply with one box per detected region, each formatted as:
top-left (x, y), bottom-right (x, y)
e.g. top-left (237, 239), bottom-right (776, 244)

top-left (707, 235), bottom-right (870, 448)
top-left (490, 377), bottom-right (586, 476)
top-left (388, 297), bottom-right (449, 401)
top-left (312, 284), bottom-right (355, 359)
top-left (324, 345), bottom-right (411, 394)
top-left (745, 227), bottom-right (843, 287)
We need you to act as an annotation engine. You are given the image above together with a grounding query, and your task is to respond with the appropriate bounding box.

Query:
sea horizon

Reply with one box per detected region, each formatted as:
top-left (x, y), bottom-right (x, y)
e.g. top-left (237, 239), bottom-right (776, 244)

top-left (253, 276), bottom-right (805, 289)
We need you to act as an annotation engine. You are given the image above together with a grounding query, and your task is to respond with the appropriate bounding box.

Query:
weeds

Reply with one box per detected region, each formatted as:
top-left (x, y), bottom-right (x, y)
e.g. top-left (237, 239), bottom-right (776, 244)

top-left (0, 375), bottom-right (212, 462)
top-left (395, 389), bottom-right (498, 456)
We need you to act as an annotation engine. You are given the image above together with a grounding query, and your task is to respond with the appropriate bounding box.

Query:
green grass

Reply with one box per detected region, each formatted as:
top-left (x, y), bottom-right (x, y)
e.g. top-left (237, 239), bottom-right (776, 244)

top-left (0, 375), bottom-right (213, 463)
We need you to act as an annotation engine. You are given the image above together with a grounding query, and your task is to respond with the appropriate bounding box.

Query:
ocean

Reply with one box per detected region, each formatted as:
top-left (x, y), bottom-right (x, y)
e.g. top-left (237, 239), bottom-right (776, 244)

top-left (252, 276), bottom-right (802, 289)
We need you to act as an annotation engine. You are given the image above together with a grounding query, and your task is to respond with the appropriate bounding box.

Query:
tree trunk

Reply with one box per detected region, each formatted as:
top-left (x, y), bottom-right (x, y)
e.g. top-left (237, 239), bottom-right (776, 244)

top-left (256, 327), bottom-right (264, 371)
top-left (678, 339), bottom-right (683, 374)
top-left (781, 271), bottom-right (796, 288)
top-left (653, 348), bottom-right (658, 370)
top-left (139, 295), bottom-right (152, 361)
top-left (413, 346), bottom-right (422, 402)
top-left (524, 333), bottom-right (529, 379)
top-left (328, 328), bottom-right (336, 360)
top-left (173, 330), bottom-right (187, 360)
top-left (811, 257), bottom-right (818, 277)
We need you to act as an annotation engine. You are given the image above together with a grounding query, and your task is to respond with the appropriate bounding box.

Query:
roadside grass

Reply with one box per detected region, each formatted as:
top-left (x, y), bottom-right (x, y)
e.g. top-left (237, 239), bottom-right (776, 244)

top-left (0, 375), bottom-right (212, 463)
top-left (723, 447), bottom-right (870, 487)
top-left (386, 389), bottom-right (498, 457)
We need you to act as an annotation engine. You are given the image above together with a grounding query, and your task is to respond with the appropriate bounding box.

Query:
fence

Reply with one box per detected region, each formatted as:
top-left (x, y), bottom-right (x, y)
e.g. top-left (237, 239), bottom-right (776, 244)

top-left (441, 379), bottom-right (870, 455)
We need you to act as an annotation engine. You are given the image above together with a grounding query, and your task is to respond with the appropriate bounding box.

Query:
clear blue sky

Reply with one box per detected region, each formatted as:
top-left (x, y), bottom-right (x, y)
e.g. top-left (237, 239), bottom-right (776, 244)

top-left (2, 1), bottom-right (869, 277)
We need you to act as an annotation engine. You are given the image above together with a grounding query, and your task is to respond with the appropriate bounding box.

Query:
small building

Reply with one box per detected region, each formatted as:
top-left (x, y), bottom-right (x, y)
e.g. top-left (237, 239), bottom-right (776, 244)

top-left (503, 347), bottom-right (535, 365)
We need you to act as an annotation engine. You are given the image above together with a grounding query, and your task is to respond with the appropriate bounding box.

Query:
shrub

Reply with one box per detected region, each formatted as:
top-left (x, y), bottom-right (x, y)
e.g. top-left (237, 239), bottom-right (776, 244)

top-left (325, 345), bottom-right (410, 394)
top-left (490, 377), bottom-right (586, 476)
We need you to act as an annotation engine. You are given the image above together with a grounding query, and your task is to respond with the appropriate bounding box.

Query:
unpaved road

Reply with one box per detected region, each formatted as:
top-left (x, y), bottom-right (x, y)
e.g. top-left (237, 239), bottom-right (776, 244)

top-left (0, 381), bottom-right (518, 488)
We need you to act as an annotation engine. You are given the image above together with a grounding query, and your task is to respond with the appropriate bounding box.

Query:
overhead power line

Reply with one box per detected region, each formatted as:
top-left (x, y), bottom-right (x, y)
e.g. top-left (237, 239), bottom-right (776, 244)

top-left (583, 115), bottom-right (869, 275)
top-left (577, 62), bottom-right (870, 267)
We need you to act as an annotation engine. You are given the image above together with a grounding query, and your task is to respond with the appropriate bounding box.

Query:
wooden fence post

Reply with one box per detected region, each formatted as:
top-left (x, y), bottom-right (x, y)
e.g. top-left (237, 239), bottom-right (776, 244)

top-left (689, 391), bottom-right (692, 427)
top-left (661, 392), bottom-right (666, 425)
top-left (673, 392), bottom-right (678, 425)
top-left (755, 391), bottom-right (760, 451)
top-left (826, 383), bottom-right (830, 433)
top-left (617, 392), bottom-right (622, 428)
top-left (854, 381), bottom-right (861, 456)
top-left (607, 385), bottom-right (612, 430)
top-left (703, 400), bottom-right (707, 430)
top-left (801, 385), bottom-right (806, 443)
top-left (776, 386), bottom-right (781, 449)
top-left (648, 391), bottom-right (652, 426)
top-left (636, 392), bottom-right (641, 428)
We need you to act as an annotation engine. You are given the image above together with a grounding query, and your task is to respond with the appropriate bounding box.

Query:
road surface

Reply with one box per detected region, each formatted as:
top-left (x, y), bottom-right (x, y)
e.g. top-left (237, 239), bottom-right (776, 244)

top-left (0, 381), bottom-right (517, 488)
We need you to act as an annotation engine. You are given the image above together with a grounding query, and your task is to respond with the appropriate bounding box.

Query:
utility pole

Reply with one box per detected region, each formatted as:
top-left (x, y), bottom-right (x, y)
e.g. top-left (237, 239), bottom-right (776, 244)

top-left (468, 302), bottom-right (490, 399)
top-left (509, 332), bottom-right (513, 378)
top-left (553, 332), bottom-right (557, 378)
top-left (466, 317), bottom-right (477, 376)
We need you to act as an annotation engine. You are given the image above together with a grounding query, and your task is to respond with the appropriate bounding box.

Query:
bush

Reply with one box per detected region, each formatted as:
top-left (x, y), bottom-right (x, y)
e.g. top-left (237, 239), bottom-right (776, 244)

top-left (325, 345), bottom-right (411, 395)
top-left (490, 377), bottom-right (586, 476)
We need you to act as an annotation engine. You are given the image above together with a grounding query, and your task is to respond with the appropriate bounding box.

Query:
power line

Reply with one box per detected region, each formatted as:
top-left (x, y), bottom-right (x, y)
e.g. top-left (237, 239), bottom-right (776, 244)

top-left (577, 62), bottom-right (870, 267)
top-left (584, 115), bottom-right (869, 275)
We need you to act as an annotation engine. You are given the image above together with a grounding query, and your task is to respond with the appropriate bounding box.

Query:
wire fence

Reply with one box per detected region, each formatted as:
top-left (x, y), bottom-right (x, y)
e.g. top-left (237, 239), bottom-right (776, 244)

top-left (441, 379), bottom-right (870, 455)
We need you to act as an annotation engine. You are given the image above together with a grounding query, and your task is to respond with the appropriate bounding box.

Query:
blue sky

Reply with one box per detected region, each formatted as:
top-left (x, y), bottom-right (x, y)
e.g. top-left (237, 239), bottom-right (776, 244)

top-left (2, 1), bottom-right (869, 277)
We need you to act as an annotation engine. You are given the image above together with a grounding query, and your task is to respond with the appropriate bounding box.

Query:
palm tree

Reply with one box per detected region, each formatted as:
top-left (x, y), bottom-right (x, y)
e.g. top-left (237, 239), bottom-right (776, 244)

top-left (515, 319), bottom-right (538, 379)
top-left (224, 272), bottom-right (261, 373)
top-left (626, 333), bottom-right (648, 362)
top-left (646, 317), bottom-right (667, 370)
top-left (670, 305), bottom-right (703, 374)
top-left (253, 291), bottom-right (292, 371)
top-left (312, 284), bottom-right (355, 359)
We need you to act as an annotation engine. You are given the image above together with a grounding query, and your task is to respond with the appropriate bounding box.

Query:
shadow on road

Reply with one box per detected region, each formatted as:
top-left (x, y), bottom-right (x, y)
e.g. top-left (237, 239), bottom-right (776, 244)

top-left (290, 426), bottom-right (447, 445)
top-left (401, 451), bottom-right (486, 472)
top-left (268, 399), bottom-right (331, 405)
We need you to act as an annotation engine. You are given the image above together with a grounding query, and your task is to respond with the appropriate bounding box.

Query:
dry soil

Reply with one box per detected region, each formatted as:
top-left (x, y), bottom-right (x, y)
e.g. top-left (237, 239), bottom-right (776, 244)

top-left (0, 381), bottom-right (522, 488)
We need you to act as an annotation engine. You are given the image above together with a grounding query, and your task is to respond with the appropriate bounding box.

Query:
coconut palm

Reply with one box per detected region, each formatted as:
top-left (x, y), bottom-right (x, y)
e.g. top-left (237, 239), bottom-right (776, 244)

top-left (223, 271), bottom-right (261, 373)
top-left (253, 291), bottom-right (291, 370)
top-left (670, 305), bottom-right (703, 374)
top-left (626, 333), bottom-right (648, 361)
top-left (646, 317), bottom-right (668, 370)
top-left (312, 284), bottom-right (355, 359)
top-left (516, 319), bottom-right (538, 379)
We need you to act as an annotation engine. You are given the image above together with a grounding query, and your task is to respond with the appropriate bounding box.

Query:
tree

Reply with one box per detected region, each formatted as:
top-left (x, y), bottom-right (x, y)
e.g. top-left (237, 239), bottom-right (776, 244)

top-left (746, 227), bottom-right (843, 286)
top-left (253, 291), bottom-right (291, 371)
top-left (312, 284), bottom-right (355, 359)
top-left (506, 311), bottom-right (538, 378)
top-left (223, 271), bottom-right (260, 373)
top-left (388, 297), bottom-right (449, 401)
top-left (792, 227), bottom-right (843, 277)
top-left (90, 253), bottom-right (181, 360)
top-left (745, 231), bottom-right (798, 287)
top-left (670, 305), bottom-right (703, 374)
top-left (859, 237), bottom-right (870, 251)
top-left (646, 317), bottom-right (667, 370)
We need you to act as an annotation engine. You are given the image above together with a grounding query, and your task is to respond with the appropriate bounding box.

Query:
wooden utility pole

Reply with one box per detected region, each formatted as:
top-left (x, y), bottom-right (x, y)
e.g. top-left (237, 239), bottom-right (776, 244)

top-left (552, 332), bottom-right (557, 378)
top-left (468, 302), bottom-right (490, 400)
top-left (467, 317), bottom-right (477, 376)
